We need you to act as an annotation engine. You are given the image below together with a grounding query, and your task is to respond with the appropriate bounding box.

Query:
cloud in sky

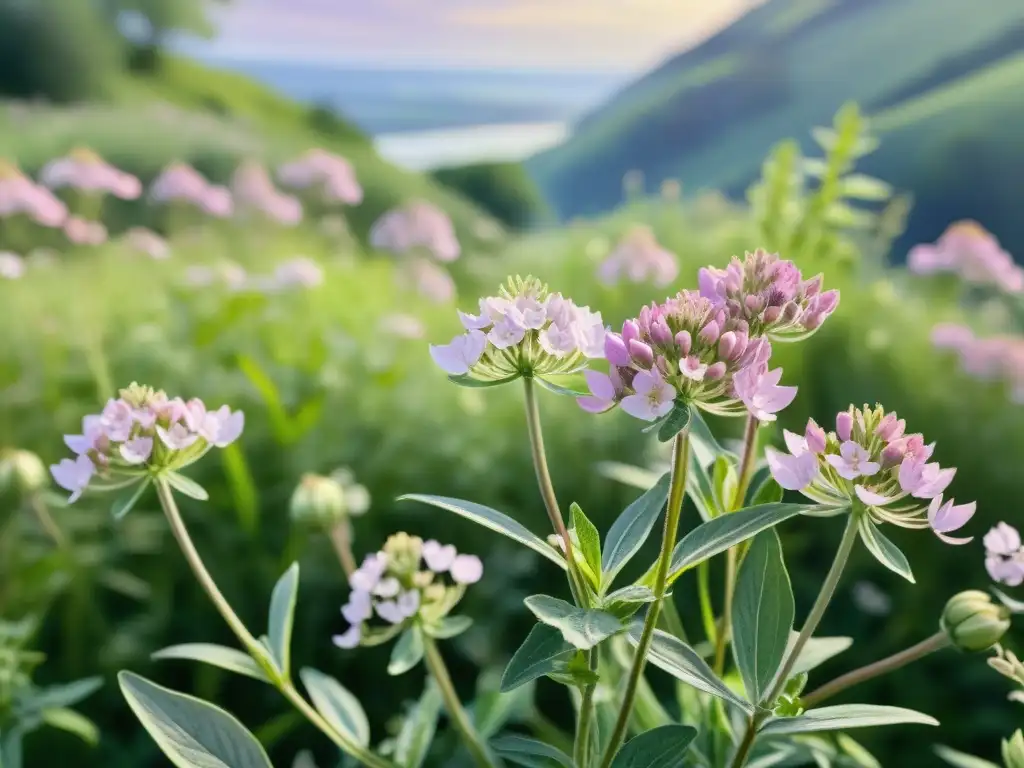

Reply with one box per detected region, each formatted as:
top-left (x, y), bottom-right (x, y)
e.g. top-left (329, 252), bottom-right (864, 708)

top-left (198, 0), bottom-right (764, 70)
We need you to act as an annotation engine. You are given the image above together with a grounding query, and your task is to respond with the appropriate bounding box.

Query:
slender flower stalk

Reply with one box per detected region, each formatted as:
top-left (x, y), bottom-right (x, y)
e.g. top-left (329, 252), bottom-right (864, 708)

top-left (328, 521), bottom-right (357, 577)
top-left (730, 512), bottom-right (861, 768)
top-left (801, 631), bottom-right (951, 708)
top-left (599, 429), bottom-right (691, 768)
top-left (153, 479), bottom-right (395, 768)
top-left (715, 414), bottom-right (760, 672)
top-left (574, 648), bottom-right (599, 767)
top-left (422, 634), bottom-right (498, 768)
top-left (28, 493), bottom-right (67, 550)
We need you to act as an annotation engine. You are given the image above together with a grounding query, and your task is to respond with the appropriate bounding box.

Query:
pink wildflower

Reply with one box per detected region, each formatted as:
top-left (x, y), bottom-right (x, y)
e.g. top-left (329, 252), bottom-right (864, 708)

top-left (370, 200), bottom-right (460, 262)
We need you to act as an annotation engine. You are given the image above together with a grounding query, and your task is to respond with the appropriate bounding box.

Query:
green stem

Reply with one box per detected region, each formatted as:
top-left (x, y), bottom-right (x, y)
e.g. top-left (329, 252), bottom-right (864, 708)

top-left (598, 429), bottom-right (691, 768)
top-left (327, 519), bottom-right (357, 577)
top-left (697, 561), bottom-right (717, 644)
top-left (421, 633), bottom-right (498, 768)
top-left (729, 512), bottom-right (861, 768)
top-left (802, 631), bottom-right (951, 708)
top-left (714, 415), bottom-right (760, 674)
top-left (154, 479), bottom-right (394, 768)
top-left (522, 376), bottom-right (586, 605)
top-left (574, 648), bottom-right (599, 767)
top-left (28, 493), bottom-right (68, 550)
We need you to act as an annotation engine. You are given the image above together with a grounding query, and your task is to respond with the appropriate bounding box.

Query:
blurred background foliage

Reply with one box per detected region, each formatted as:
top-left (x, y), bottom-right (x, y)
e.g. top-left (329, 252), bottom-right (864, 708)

top-left (0, 0), bottom-right (1022, 766)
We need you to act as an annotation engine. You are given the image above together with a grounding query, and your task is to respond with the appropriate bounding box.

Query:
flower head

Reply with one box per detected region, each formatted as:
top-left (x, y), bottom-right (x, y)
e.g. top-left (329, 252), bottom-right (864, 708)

top-left (432, 275), bottom-right (605, 384)
top-left (50, 383), bottom-right (244, 504)
top-left (231, 160), bottom-right (303, 225)
top-left (123, 227), bottom-right (170, 260)
top-left (0, 160), bottom-right (67, 226)
top-left (370, 200), bottom-right (460, 262)
top-left (597, 226), bottom-right (678, 288)
top-left (290, 469), bottom-right (370, 527)
top-left (698, 249), bottom-right (839, 340)
top-left (334, 534), bottom-right (480, 652)
top-left (40, 148), bottom-right (142, 200)
top-left (942, 590), bottom-right (1011, 652)
top-left (63, 216), bottom-right (108, 246)
top-left (985, 522), bottom-right (1024, 587)
top-left (277, 149), bottom-right (363, 205)
top-left (767, 405), bottom-right (970, 543)
top-left (909, 221), bottom-right (1022, 294)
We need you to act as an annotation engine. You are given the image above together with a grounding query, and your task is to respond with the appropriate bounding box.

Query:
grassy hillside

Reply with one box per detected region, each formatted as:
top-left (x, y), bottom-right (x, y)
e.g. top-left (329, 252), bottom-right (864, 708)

top-left (528, 0), bottom-right (1024, 253)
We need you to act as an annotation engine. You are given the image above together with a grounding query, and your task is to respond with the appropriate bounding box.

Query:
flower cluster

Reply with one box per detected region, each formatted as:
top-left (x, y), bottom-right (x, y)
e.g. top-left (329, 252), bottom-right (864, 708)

top-left (370, 200), bottom-right (460, 263)
top-left (931, 324), bottom-right (1024, 404)
top-left (698, 249), bottom-right (840, 340)
top-left (231, 161), bottom-right (303, 225)
top-left (985, 523), bottom-right (1024, 587)
top-left (334, 533), bottom-right (482, 649)
top-left (430, 276), bottom-right (605, 380)
top-left (597, 226), bottom-right (679, 288)
top-left (580, 290), bottom-right (793, 421)
top-left (0, 160), bottom-right (68, 227)
top-left (908, 220), bottom-right (1022, 294)
top-left (39, 148), bottom-right (142, 200)
top-left (0, 252), bottom-right (25, 280)
top-left (150, 163), bottom-right (233, 218)
top-left (122, 227), bottom-right (171, 260)
top-left (766, 405), bottom-right (974, 542)
top-left (63, 216), bottom-right (108, 246)
top-left (289, 469), bottom-right (370, 527)
top-left (49, 383), bottom-right (244, 503)
top-left (277, 149), bottom-right (363, 205)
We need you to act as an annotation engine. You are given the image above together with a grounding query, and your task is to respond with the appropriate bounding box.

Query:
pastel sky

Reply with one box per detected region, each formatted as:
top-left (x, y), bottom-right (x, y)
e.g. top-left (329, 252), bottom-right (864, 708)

top-left (197, 0), bottom-right (764, 70)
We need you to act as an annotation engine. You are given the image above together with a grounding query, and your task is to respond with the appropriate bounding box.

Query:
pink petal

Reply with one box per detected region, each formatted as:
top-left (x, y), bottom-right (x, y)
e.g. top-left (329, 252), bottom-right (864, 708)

top-left (620, 393), bottom-right (656, 421)
top-left (584, 370), bottom-right (615, 401)
top-left (854, 485), bottom-right (895, 507)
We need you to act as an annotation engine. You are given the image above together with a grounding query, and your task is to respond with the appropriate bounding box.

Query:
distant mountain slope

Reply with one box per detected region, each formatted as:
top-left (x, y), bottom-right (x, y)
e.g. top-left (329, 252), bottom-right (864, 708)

top-left (528, 0), bottom-right (1024, 248)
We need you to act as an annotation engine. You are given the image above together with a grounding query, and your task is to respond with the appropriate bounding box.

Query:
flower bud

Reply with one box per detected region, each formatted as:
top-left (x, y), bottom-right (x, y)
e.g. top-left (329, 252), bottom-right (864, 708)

top-left (942, 590), bottom-right (1011, 652)
top-left (383, 532), bottom-right (424, 576)
top-left (804, 419), bottom-right (826, 454)
top-left (622, 319), bottom-right (640, 345)
top-left (705, 362), bottom-right (727, 380)
top-left (650, 318), bottom-right (672, 348)
top-left (1003, 730), bottom-right (1024, 768)
top-left (762, 305), bottom-right (782, 324)
top-left (0, 449), bottom-right (48, 495)
top-left (675, 330), bottom-right (692, 356)
top-left (718, 331), bottom-right (737, 360)
top-left (698, 321), bottom-right (720, 345)
top-left (628, 339), bottom-right (654, 368)
top-left (289, 473), bottom-right (346, 526)
top-left (876, 412), bottom-right (906, 442)
top-left (604, 334), bottom-right (631, 366)
top-left (836, 411), bottom-right (853, 441)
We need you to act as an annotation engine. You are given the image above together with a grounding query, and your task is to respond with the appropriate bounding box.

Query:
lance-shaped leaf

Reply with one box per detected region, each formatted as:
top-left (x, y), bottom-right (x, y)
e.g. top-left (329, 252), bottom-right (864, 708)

top-left (268, 563), bottom-right (300, 676)
top-left (448, 374), bottom-right (520, 388)
top-left (732, 531), bottom-right (793, 704)
top-left (610, 724), bottom-right (698, 768)
top-left (602, 473), bottom-right (670, 585)
top-left (152, 644), bottom-right (270, 683)
top-left (163, 471), bottom-right (209, 501)
top-left (859, 517), bottom-right (915, 583)
top-left (399, 495), bottom-right (565, 569)
top-left (299, 668), bottom-right (370, 747)
top-left (394, 682), bottom-right (442, 768)
top-left (524, 595), bottom-right (624, 650)
top-left (490, 734), bottom-right (574, 768)
top-left (571, 503), bottom-right (602, 588)
top-left (118, 671), bottom-right (273, 768)
top-left (656, 402), bottom-right (691, 443)
top-left (500, 625), bottom-right (574, 692)
top-left (759, 704), bottom-right (938, 736)
top-left (388, 629), bottom-right (425, 676)
top-left (933, 745), bottom-right (1001, 768)
top-left (628, 625), bottom-right (753, 714)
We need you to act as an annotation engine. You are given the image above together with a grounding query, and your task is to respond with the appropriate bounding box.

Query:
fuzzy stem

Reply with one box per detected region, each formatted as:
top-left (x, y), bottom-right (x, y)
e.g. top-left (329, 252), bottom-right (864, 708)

top-left (422, 633), bottom-right (498, 768)
top-left (154, 479), bottom-right (394, 768)
top-left (327, 519), bottom-right (357, 577)
top-left (598, 429), bottom-right (691, 768)
top-left (802, 631), bottom-right (951, 708)
top-left (729, 512), bottom-right (861, 768)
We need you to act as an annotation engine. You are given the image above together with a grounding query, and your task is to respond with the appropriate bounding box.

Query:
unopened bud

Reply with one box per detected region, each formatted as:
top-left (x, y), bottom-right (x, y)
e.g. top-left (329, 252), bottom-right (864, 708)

top-left (698, 321), bottom-right (720, 345)
top-left (705, 362), bottom-right (727, 380)
top-left (650, 319), bottom-right (672, 348)
top-left (604, 334), bottom-right (631, 366)
top-left (289, 473), bottom-right (346, 526)
top-left (628, 339), bottom-right (654, 368)
top-left (1003, 730), bottom-right (1024, 768)
top-left (675, 330), bottom-right (692, 357)
top-left (762, 306), bottom-right (782, 324)
top-left (942, 590), bottom-right (1011, 652)
top-left (383, 532), bottom-right (423, 576)
top-left (0, 449), bottom-right (48, 496)
top-left (836, 411), bottom-right (853, 442)
top-left (718, 331), bottom-right (737, 360)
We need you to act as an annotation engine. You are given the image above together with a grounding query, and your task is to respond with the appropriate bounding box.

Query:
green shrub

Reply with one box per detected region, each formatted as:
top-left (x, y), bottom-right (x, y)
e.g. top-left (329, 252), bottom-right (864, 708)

top-left (432, 162), bottom-right (550, 230)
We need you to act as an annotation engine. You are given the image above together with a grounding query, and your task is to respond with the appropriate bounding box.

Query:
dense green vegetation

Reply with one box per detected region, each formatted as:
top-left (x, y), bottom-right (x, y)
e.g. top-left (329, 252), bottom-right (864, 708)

top-left (431, 162), bottom-right (551, 230)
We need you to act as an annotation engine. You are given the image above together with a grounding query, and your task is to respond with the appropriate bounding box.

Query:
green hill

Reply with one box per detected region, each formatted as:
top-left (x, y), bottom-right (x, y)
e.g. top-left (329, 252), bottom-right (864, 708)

top-left (528, 0), bottom-right (1024, 251)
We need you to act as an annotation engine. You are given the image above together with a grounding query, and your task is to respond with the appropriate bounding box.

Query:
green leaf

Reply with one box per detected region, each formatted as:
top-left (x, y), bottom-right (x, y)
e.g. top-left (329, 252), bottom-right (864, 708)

top-left (394, 682), bottom-right (442, 768)
top-left (388, 629), bottom-right (425, 676)
top-left (152, 643), bottom-right (270, 683)
top-left (0, 729), bottom-right (21, 768)
top-left (111, 479), bottom-right (151, 520)
top-left (837, 733), bottom-right (881, 768)
top-left (490, 734), bottom-right (574, 768)
top-left (603, 585), bottom-right (658, 620)
top-left (689, 410), bottom-right (733, 460)
top-left (40, 708), bottom-right (99, 745)
top-left (546, 650), bottom-right (601, 689)
top-left (268, 563), bottom-right (300, 676)
top-left (712, 456), bottom-right (738, 512)
top-left (570, 503), bottom-right (602, 586)
top-left (759, 704), bottom-right (938, 736)
top-left (602, 473), bottom-right (670, 584)
top-left (500, 624), bottom-right (573, 692)
top-left (220, 443), bottom-right (259, 535)
top-left (472, 680), bottom-right (535, 739)
top-left (17, 677), bottom-right (102, 714)
top-left (657, 402), bottom-right (691, 443)
top-left (117, 671), bottom-right (273, 768)
top-left (732, 531), bottom-right (793, 704)
top-left (934, 745), bottom-right (1001, 768)
top-left (790, 635), bottom-right (854, 676)
top-left (360, 623), bottom-right (405, 648)
top-left (840, 173), bottom-right (892, 202)
top-left (686, 450), bottom-right (717, 522)
top-left (665, 503), bottom-right (818, 585)
top-left (162, 471), bottom-right (209, 501)
top-left (298, 668), bottom-right (370, 747)
top-left (448, 374), bottom-right (520, 388)
top-left (610, 724), bottom-right (698, 768)
top-left (535, 376), bottom-right (588, 397)
top-left (858, 518), bottom-right (915, 583)
top-left (748, 473), bottom-right (783, 507)
top-left (524, 595), bottom-right (623, 650)
top-left (596, 462), bottom-right (663, 491)
top-left (993, 588), bottom-right (1024, 614)
top-left (424, 616), bottom-right (473, 640)
top-left (399, 495), bottom-right (565, 570)
top-left (629, 625), bottom-right (753, 713)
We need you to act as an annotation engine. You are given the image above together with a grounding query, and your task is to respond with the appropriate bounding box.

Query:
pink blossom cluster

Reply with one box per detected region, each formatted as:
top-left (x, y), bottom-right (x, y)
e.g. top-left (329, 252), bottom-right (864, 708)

top-left (908, 221), bottom-right (1022, 294)
top-left (597, 226), bottom-right (679, 288)
top-left (400, 257), bottom-right (456, 303)
top-left (123, 227), bottom-right (171, 260)
top-left (579, 291), bottom-right (795, 422)
top-left (370, 200), bottom-right (460, 263)
top-left (430, 276), bottom-right (605, 380)
top-left (231, 161), bottom-right (303, 225)
top-left (931, 324), bottom-right (1024, 403)
top-left (39, 148), bottom-right (142, 200)
top-left (334, 535), bottom-right (482, 649)
top-left (63, 216), bottom-right (108, 246)
top-left (50, 383), bottom-right (244, 503)
top-left (766, 405), bottom-right (974, 544)
top-left (985, 523), bottom-right (1024, 587)
top-left (150, 163), bottom-right (233, 218)
top-left (0, 252), bottom-right (25, 280)
top-left (277, 149), bottom-right (363, 205)
top-left (0, 160), bottom-right (68, 227)
top-left (698, 249), bottom-right (840, 340)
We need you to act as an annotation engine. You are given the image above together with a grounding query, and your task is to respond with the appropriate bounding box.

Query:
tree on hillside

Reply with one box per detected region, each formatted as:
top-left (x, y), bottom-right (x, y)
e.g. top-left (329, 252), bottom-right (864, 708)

top-left (100, 0), bottom-right (229, 70)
